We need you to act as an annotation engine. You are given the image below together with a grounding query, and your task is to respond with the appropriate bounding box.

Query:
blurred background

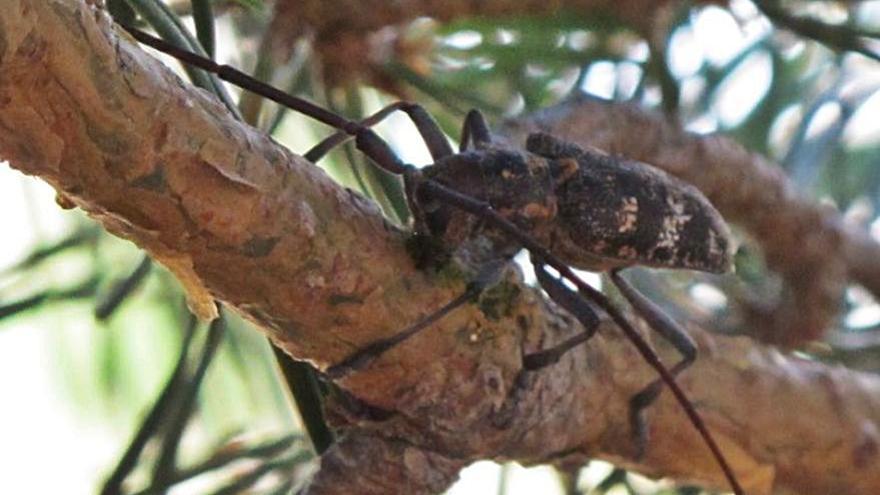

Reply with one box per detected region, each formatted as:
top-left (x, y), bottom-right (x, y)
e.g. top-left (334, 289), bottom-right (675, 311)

top-left (4, 0), bottom-right (880, 493)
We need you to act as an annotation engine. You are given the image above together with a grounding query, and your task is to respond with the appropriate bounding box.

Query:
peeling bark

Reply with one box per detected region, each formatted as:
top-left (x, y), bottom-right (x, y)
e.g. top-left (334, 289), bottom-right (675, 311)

top-left (2, 2), bottom-right (880, 494)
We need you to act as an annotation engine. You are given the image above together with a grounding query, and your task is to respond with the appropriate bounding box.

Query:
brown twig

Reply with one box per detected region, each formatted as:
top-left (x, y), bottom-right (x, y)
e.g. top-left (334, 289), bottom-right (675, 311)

top-left (2, 2), bottom-right (880, 494)
top-left (755, 0), bottom-right (880, 62)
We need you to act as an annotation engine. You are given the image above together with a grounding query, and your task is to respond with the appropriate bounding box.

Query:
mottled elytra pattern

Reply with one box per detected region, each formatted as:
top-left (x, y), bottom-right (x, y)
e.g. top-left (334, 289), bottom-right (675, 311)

top-left (531, 133), bottom-right (733, 273)
top-left (420, 132), bottom-right (733, 275)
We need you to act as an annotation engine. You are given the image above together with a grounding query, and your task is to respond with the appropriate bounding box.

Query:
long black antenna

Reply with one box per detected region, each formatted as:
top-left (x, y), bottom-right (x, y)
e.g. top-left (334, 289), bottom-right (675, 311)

top-left (122, 25), bottom-right (743, 495)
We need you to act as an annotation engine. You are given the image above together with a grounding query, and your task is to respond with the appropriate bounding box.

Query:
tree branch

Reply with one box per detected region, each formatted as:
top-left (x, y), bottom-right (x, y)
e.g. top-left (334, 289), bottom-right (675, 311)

top-left (2, 2), bottom-right (880, 494)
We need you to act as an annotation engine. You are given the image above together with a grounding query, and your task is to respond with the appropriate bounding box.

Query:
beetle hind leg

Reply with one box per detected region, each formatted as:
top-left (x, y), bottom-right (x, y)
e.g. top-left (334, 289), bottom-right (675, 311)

top-left (610, 269), bottom-right (697, 458)
top-left (525, 263), bottom-right (699, 459)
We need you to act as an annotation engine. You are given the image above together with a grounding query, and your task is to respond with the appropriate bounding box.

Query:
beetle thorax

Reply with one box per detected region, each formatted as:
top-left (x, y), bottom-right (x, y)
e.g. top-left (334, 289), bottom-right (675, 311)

top-left (417, 148), bottom-right (559, 260)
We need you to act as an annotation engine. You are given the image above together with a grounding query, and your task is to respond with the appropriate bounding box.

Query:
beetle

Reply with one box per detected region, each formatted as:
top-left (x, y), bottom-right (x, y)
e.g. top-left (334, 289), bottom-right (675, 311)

top-left (123, 26), bottom-right (743, 495)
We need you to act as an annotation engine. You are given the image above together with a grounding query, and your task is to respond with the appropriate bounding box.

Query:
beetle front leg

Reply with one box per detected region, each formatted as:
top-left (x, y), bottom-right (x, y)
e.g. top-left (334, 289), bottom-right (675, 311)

top-left (306, 102), bottom-right (454, 163)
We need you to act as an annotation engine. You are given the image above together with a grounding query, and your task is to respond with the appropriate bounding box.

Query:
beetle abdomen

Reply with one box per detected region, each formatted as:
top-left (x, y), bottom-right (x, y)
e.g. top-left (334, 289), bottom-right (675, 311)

top-left (549, 149), bottom-right (733, 273)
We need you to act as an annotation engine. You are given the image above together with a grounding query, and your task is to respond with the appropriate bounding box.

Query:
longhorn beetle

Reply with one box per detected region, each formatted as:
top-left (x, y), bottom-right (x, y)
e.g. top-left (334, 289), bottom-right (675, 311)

top-left (123, 27), bottom-right (743, 494)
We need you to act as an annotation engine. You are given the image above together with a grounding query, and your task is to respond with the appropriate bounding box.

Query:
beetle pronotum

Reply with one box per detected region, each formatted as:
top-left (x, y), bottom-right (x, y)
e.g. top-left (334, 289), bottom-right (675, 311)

top-left (123, 26), bottom-right (743, 495)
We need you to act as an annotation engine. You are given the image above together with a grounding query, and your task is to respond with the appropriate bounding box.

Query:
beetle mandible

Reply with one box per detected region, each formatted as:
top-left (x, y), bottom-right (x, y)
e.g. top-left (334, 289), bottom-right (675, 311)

top-left (123, 27), bottom-right (743, 495)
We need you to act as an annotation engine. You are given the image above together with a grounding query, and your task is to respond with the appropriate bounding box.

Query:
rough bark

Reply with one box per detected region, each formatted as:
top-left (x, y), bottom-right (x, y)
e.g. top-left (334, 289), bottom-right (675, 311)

top-left (2, 1), bottom-right (880, 494)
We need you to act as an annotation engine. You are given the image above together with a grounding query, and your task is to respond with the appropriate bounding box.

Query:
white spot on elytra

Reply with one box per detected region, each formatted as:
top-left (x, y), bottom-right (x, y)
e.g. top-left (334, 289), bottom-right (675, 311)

top-left (617, 197), bottom-right (639, 233)
top-left (655, 195), bottom-right (693, 252)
